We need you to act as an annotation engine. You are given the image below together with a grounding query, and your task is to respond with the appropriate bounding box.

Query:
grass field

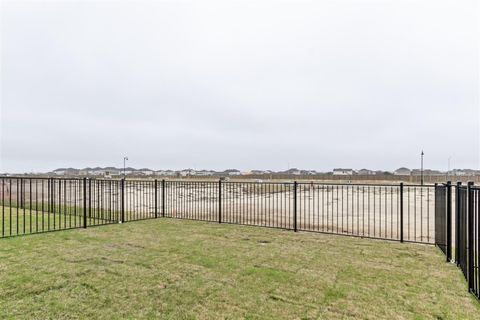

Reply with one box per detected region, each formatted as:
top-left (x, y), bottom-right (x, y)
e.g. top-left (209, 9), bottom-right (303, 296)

top-left (0, 207), bottom-right (118, 237)
top-left (0, 219), bottom-right (479, 319)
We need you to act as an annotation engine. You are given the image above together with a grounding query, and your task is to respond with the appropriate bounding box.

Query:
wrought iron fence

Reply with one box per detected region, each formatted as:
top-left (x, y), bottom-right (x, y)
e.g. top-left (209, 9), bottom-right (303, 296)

top-left (452, 183), bottom-right (480, 299)
top-left (434, 181), bottom-right (480, 300)
top-left (0, 177), bottom-right (434, 244)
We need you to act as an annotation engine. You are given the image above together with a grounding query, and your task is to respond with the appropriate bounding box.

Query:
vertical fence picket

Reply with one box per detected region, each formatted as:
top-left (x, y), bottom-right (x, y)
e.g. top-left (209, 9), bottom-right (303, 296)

top-left (468, 182), bottom-right (474, 292)
top-left (155, 179), bottom-right (158, 218)
top-left (218, 179), bottom-right (222, 224)
top-left (456, 182), bottom-right (462, 266)
top-left (162, 179), bottom-right (166, 217)
top-left (83, 178), bottom-right (87, 228)
top-left (446, 181), bottom-right (452, 262)
top-left (121, 179), bottom-right (125, 223)
top-left (400, 183), bottom-right (404, 242)
top-left (293, 181), bottom-right (297, 232)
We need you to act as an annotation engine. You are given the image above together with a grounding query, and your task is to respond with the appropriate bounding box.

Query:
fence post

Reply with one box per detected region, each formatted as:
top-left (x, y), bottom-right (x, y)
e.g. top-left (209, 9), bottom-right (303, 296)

top-left (467, 181), bottom-right (474, 291)
top-left (47, 178), bottom-right (50, 213)
top-left (88, 178), bottom-right (92, 222)
top-left (154, 179), bottom-right (158, 218)
top-left (434, 182), bottom-right (438, 247)
top-left (456, 182), bottom-right (462, 266)
top-left (162, 179), bottom-right (166, 217)
top-left (83, 178), bottom-right (87, 228)
top-left (46, 178), bottom-right (49, 213)
top-left (121, 178), bottom-right (125, 223)
top-left (400, 183), bottom-right (404, 242)
top-left (446, 181), bottom-right (452, 262)
top-left (218, 179), bottom-right (222, 223)
top-left (294, 181), bottom-right (298, 232)
top-left (19, 178), bottom-right (23, 209)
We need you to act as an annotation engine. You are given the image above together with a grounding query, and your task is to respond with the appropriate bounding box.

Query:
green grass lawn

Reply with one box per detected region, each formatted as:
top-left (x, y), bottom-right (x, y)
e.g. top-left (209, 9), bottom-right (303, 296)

top-left (0, 219), bottom-right (478, 319)
top-left (0, 207), bottom-right (117, 237)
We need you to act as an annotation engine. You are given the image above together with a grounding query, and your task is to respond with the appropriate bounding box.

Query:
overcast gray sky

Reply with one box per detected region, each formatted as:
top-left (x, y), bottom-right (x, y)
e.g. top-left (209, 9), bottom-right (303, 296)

top-left (0, 0), bottom-right (479, 173)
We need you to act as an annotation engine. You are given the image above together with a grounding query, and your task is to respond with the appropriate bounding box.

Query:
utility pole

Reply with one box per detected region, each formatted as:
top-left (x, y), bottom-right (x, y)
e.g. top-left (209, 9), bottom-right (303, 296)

top-left (421, 151), bottom-right (424, 185)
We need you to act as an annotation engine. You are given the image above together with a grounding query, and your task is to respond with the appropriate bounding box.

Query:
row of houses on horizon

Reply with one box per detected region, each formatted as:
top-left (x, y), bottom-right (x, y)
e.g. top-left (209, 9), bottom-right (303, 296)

top-left (39, 167), bottom-right (480, 177)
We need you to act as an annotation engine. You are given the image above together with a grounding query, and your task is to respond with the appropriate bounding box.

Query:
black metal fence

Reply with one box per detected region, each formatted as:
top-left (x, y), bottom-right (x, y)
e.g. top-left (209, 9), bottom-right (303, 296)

top-left (456, 183), bottom-right (480, 299)
top-left (0, 178), bottom-right (120, 238)
top-left (0, 177), bottom-right (434, 243)
top-left (434, 181), bottom-right (480, 300)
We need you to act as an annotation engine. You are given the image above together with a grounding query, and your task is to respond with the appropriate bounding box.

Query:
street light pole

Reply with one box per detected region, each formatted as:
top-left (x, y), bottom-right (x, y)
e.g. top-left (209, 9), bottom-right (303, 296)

top-left (421, 151), bottom-right (424, 185)
top-left (123, 156), bottom-right (128, 179)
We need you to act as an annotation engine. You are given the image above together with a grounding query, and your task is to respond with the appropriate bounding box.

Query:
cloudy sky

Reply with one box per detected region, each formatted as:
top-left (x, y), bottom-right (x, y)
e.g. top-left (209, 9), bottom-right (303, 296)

top-left (0, 0), bottom-right (478, 173)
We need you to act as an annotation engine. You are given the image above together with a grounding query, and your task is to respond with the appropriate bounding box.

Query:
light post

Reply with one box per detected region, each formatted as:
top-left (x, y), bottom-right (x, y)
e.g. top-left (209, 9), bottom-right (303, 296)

top-left (421, 151), bottom-right (424, 185)
top-left (123, 156), bottom-right (128, 178)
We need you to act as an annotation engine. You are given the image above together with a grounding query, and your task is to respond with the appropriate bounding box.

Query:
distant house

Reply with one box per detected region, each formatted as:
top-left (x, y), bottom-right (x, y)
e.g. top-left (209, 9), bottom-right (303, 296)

top-left (179, 169), bottom-right (194, 177)
top-left (452, 169), bottom-right (468, 176)
top-left (155, 170), bottom-right (176, 176)
top-left (451, 169), bottom-right (479, 176)
top-left (103, 167), bottom-right (120, 176)
top-left (411, 169), bottom-right (443, 176)
top-left (164, 170), bottom-right (176, 177)
top-left (224, 169), bottom-right (241, 176)
top-left (51, 167), bottom-right (77, 175)
top-left (138, 168), bottom-right (153, 176)
top-left (195, 170), bottom-right (213, 176)
top-left (375, 170), bottom-right (393, 175)
top-left (357, 169), bottom-right (374, 175)
top-left (79, 168), bottom-right (91, 176)
top-left (90, 167), bottom-right (119, 176)
top-left (90, 167), bottom-right (104, 176)
top-left (426, 170), bottom-right (443, 176)
top-left (284, 168), bottom-right (301, 175)
top-left (123, 167), bottom-right (136, 175)
top-left (250, 170), bottom-right (266, 175)
top-left (333, 169), bottom-right (354, 176)
top-left (394, 167), bottom-right (411, 176)
top-left (53, 168), bottom-right (67, 175)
